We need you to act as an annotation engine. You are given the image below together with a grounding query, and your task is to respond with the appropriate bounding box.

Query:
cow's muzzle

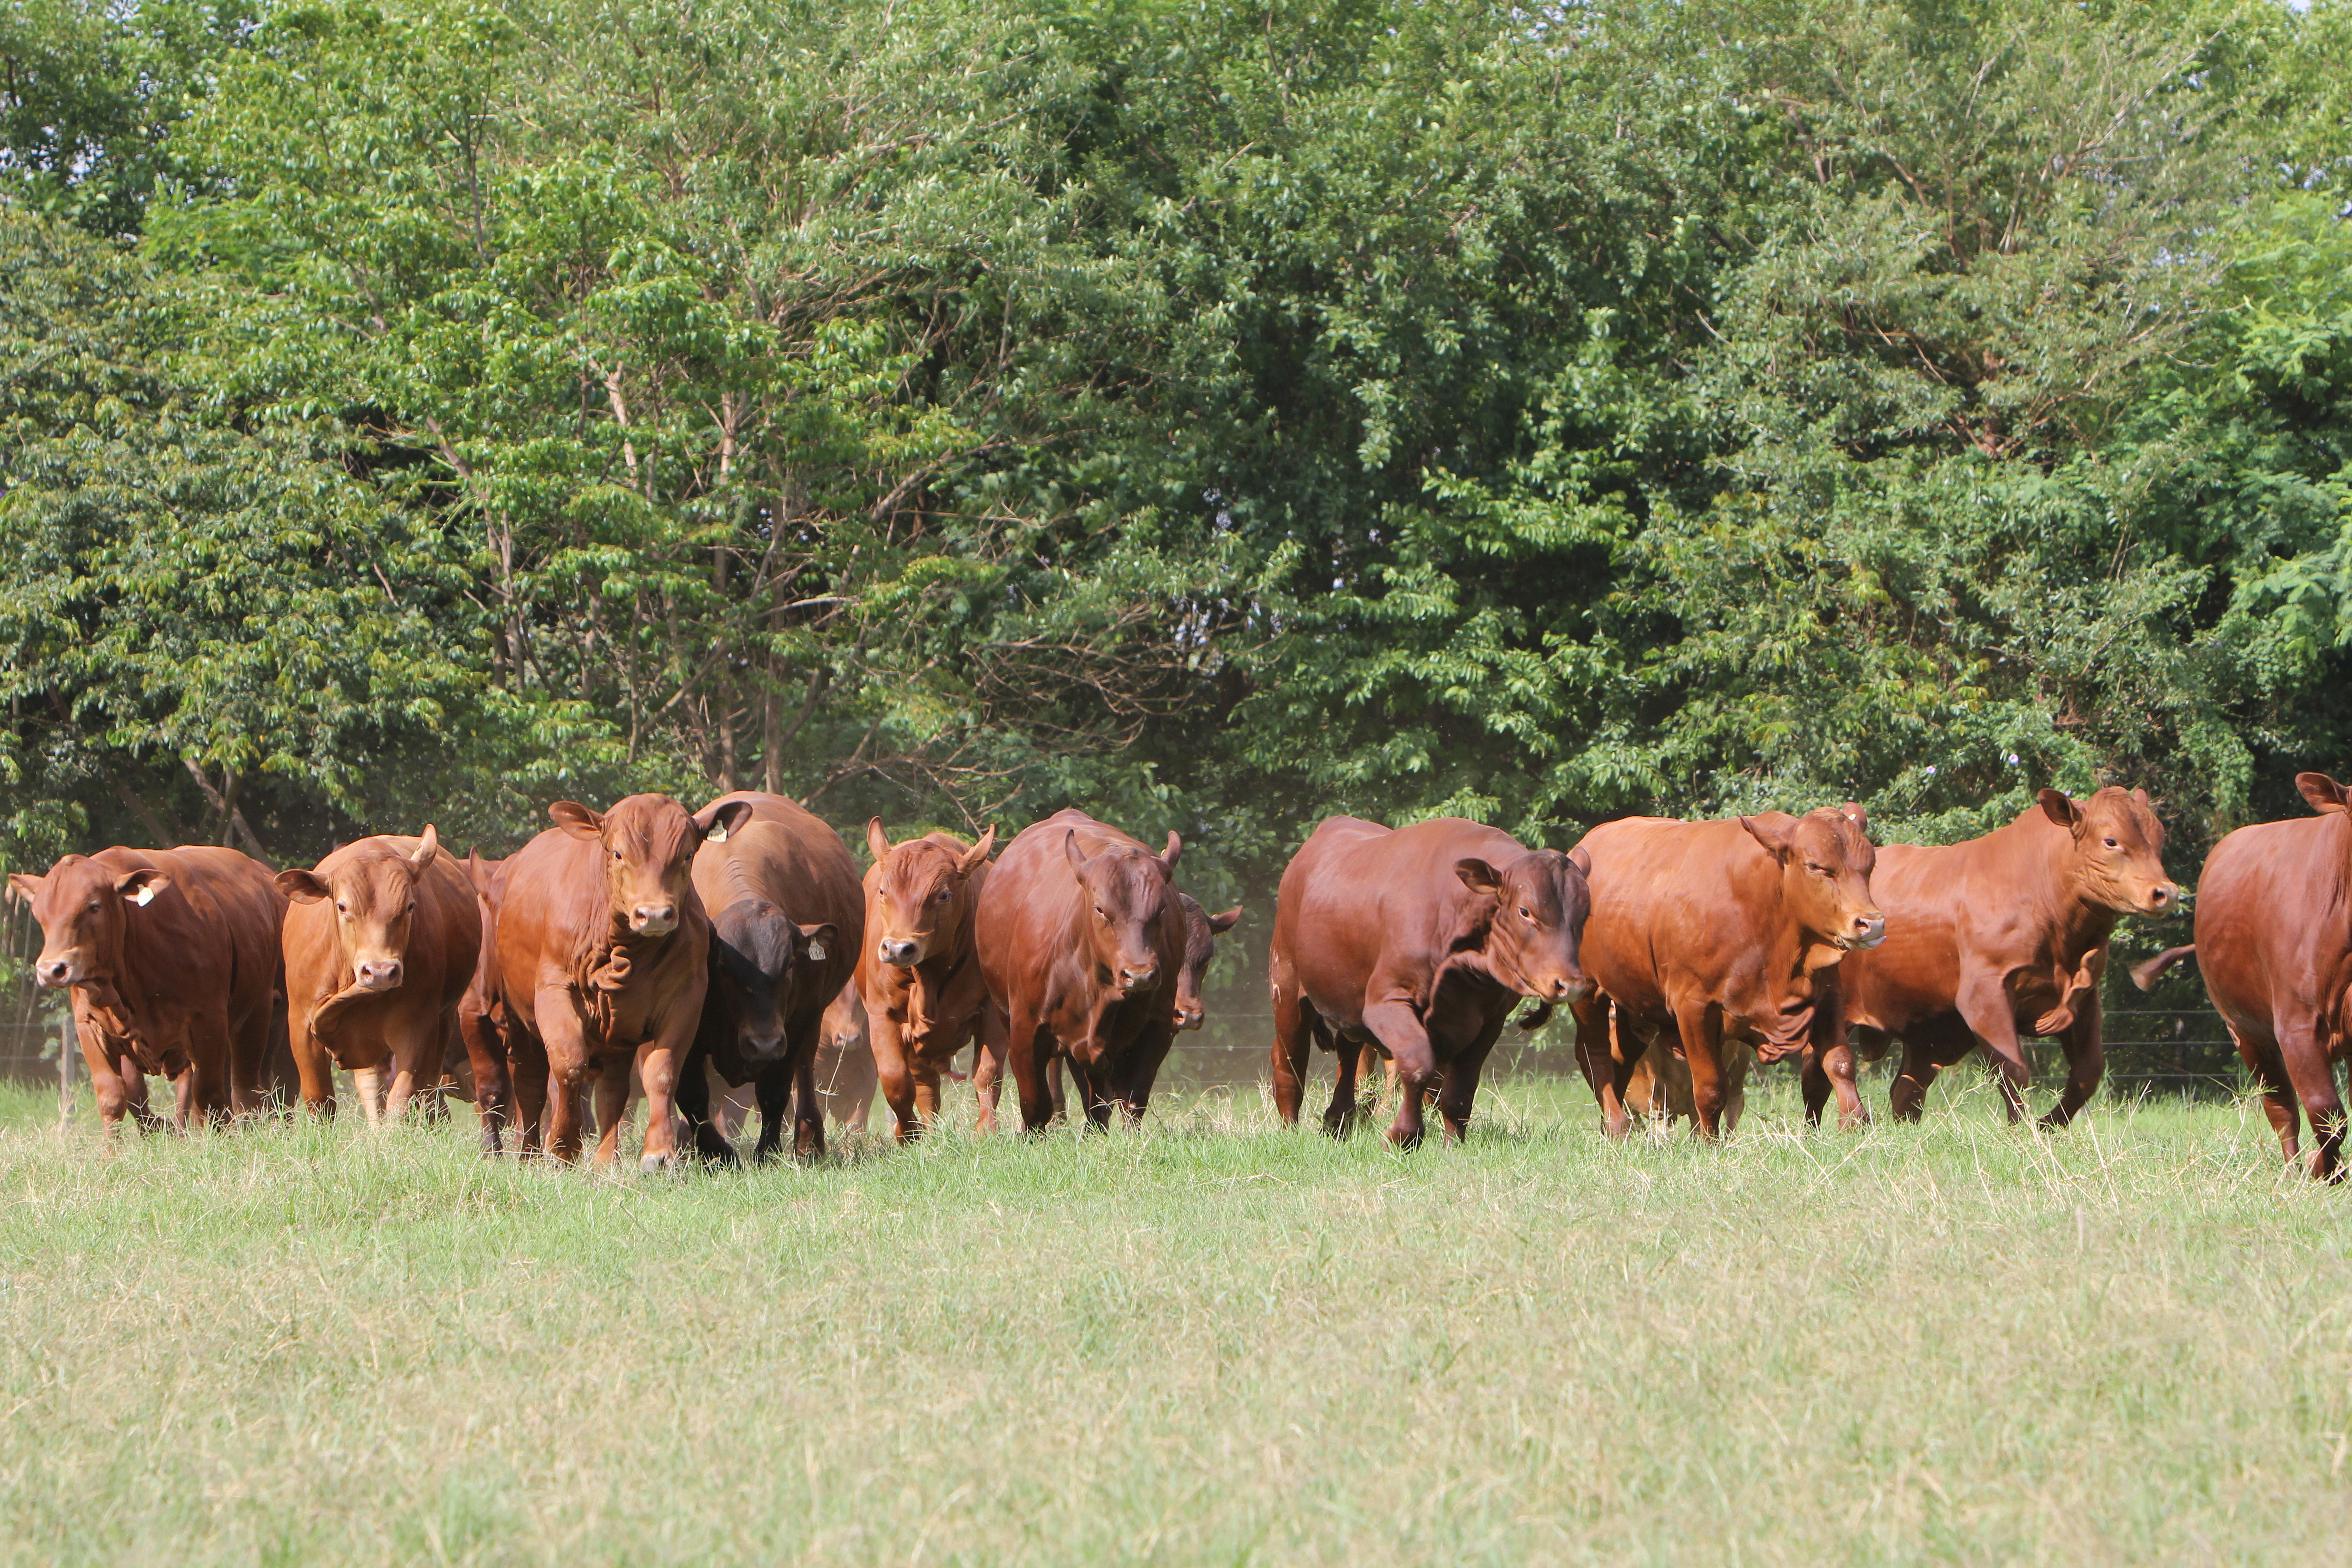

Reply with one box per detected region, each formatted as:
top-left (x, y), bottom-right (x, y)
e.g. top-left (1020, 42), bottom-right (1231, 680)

top-left (1116, 963), bottom-right (1159, 994)
top-left (2145, 883), bottom-right (2180, 914)
top-left (877, 937), bottom-right (921, 966)
top-left (1541, 975), bottom-right (1592, 1003)
top-left (741, 1030), bottom-right (786, 1059)
top-left (1832, 912), bottom-right (1886, 951)
top-left (1173, 1005), bottom-right (1205, 1031)
top-left (354, 959), bottom-right (404, 992)
top-left (34, 957), bottom-right (75, 988)
top-left (631, 903), bottom-right (677, 936)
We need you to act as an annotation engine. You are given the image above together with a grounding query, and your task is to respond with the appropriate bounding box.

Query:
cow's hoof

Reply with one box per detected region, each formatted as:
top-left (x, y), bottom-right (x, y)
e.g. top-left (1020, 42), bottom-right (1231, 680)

top-left (639, 1152), bottom-right (676, 1175)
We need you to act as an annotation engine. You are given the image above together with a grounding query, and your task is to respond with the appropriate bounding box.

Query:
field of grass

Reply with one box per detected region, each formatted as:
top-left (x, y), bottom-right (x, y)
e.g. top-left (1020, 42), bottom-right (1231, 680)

top-left (4, 1067), bottom-right (2351, 1566)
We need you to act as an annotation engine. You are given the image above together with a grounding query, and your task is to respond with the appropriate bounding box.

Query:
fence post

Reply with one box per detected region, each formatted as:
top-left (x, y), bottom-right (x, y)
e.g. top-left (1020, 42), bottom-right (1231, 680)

top-left (57, 1007), bottom-right (73, 1127)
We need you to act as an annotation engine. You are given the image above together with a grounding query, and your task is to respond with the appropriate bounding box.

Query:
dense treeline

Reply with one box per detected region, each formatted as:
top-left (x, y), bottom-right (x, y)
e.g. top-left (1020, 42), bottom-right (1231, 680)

top-left (3, 0), bottom-right (2349, 917)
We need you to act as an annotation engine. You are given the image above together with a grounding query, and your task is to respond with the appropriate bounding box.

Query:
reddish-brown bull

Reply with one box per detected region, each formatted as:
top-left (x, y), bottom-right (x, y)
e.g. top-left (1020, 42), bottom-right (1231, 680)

top-left (1839, 787), bottom-right (2178, 1127)
top-left (2132, 772), bottom-right (2352, 1179)
top-left (975, 888), bottom-right (1240, 1123)
top-left (974, 809), bottom-right (1187, 1131)
top-left (494, 794), bottom-right (750, 1168)
top-left (10, 846), bottom-right (287, 1133)
top-left (276, 827), bottom-right (482, 1127)
top-left (1570, 807), bottom-right (1882, 1140)
top-left (857, 820), bottom-right (996, 1140)
top-left (1269, 816), bottom-right (1591, 1147)
top-left (673, 791), bottom-right (864, 1162)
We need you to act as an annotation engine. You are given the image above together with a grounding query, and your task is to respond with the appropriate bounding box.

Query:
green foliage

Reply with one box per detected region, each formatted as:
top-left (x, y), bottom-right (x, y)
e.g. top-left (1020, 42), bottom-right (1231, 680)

top-left (5, 0), bottom-right (2352, 887)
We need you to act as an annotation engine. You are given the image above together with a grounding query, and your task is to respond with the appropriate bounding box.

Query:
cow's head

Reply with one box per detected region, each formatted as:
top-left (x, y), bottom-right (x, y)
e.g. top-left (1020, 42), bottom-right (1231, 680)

top-left (1065, 828), bottom-right (1180, 997)
top-left (274, 827), bottom-right (444, 993)
top-left (7, 854), bottom-right (168, 990)
top-left (867, 819), bottom-right (994, 967)
top-left (1171, 893), bottom-right (1243, 1031)
top-left (709, 894), bottom-right (837, 1063)
top-left (1455, 846), bottom-right (1594, 1003)
top-left (1740, 804), bottom-right (1885, 951)
top-left (819, 986), bottom-right (867, 1058)
top-left (2040, 786), bottom-right (2177, 916)
top-left (551, 794), bottom-right (750, 938)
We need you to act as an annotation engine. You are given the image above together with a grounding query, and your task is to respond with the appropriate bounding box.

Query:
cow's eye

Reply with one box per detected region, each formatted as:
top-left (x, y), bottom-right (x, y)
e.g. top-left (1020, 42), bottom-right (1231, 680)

top-left (86, 900), bottom-right (100, 912)
top-left (1519, 906), bottom-right (1533, 920)
top-left (1806, 863), bottom-right (1829, 876)
top-left (1096, 906), bottom-right (1109, 921)
top-left (937, 888), bottom-right (952, 903)
top-left (612, 848), bottom-right (623, 861)
top-left (2103, 838), bottom-right (2118, 849)
top-left (336, 902), bottom-right (348, 914)
top-left (406, 901), bottom-right (416, 913)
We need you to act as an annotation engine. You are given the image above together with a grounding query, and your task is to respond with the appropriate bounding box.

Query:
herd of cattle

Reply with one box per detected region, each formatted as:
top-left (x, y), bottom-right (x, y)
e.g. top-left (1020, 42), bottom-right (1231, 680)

top-left (9, 775), bottom-right (2352, 1177)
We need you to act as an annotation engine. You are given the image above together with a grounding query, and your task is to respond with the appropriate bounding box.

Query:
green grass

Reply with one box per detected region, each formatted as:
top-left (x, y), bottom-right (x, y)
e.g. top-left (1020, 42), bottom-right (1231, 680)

top-left (3, 1068), bottom-right (2351, 1566)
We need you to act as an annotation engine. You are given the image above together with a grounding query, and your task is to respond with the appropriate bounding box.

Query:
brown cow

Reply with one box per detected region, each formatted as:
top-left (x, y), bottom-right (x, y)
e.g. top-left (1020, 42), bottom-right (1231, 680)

top-left (2132, 772), bottom-right (2352, 1179)
top-left (858, 820), bottom-right (996, 1141)
top-left (1269, 816), bottom-right (1591, 1148)
top-left (495, 794), bottom-right (750, 1168)
top-left (974, 809), bottom-right (1187, 1132)
top-left (275, 827), bottom-right (482, 1127)
top-left (673, 792), bottom-right (864, 1162)
top-left (10, 845), bottom-right (287, 1133)
top-left (1570, 807), bottom-right (1882, 1140)
top-left (1839, 788), bottom-right (2178, 1127)
top-left (975, 889), bottom-right (1240, 1123)
top-left (814, 981), bottom-right (877, 1133)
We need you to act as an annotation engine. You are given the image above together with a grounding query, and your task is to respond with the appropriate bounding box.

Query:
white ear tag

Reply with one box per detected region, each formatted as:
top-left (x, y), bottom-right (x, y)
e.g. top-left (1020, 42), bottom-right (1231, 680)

top-left (805, 942), bottom-right (826, 962)
top-left (706, 824), bottom-right (729, 843)
top-left (130, 885), bottom-right (158, 907)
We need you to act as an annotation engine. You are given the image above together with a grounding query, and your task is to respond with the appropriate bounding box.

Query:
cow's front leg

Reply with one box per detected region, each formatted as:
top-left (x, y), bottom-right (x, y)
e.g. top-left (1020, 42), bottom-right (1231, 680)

top-left (1570, 992), bottom-right (1630, 1138)
top-left (636, 1029), bottom-right (690, 1172)
top-left (1955, 979), bottom-right (2033, 1122)
top-left (1436, 1017), bottom-right (1506, 1144)
top-left (1802, 985), bottom-right (1867, 1131)
top-left (592, 1051), bottom-right (632, 1167)
top-left (791, 1034), bottom-right (825, 1161)
top-left (1675, 1002), bottom-right (1730, 1140)
top-left (2043, 988), bottom-right (2106, 1130)
top-left (1361, 1000), bottom-right (1437, 1149)
top-left (870, 1000), bottom-right (926, 1143)
top-left (1323, 1035), bottom-right (1362, 1137)
top-left (532, 990), bottom-right (594, 1164)
top-left (750, 1061), bottom-right (794, 1162)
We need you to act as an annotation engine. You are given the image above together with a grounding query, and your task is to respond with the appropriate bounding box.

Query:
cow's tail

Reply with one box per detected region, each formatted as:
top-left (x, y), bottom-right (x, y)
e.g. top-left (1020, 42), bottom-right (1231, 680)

top-left (1516, 1002), bottom-right (1553, 1033)
top-left (2130, 945), bottom-right (2197, 992)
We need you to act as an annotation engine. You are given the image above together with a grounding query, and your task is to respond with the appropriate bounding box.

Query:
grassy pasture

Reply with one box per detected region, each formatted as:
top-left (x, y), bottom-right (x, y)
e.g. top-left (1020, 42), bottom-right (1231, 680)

top-left (2, 1071), bottom-right (2350, 1566)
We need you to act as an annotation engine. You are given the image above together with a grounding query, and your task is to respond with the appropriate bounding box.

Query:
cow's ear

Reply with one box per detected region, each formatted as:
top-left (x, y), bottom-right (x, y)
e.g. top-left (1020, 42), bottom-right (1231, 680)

top-left (1567, 846), bottom-right (1592, 877)
top-left (796, 921), bottom-right (839, 964)
top-left (1207, 905), bottom-right (1243, 935)
top-left (113, 867), bottom-right (169, 906)
top-left (1159, 831), bottom-right (1182, 871)
top-left (866, 817), bottom-right (892, 862)
top-left (549, 801), bottom-right (604, 840)
top-left (1738, 813), bottom-right (1797, 859)
top-left (463, 851), bottom-right (495, 898)
top-left (1839, 801), bottom-right (1868, 834)
top-left (5, 872), bottom-right (45, 906)
top-left (2297, 773), bottom-right (2350, 815)
top-left (410, 824), bottom-right (440, 868)
top-left (956, 824), bottom-right (997, 877)
top-left (2130, 787), bottom-right (2151, 807)
top-left (1455, 858), bottom-right (1504, 896)
top-left (274, 868), bottom-right (331, 905)
top-left (1063, 828), bottom-right (1090, 881)
top-left (694, 800), bottom-right (754, 844)
top-left (2037, 789), bottom-right (2082, 830)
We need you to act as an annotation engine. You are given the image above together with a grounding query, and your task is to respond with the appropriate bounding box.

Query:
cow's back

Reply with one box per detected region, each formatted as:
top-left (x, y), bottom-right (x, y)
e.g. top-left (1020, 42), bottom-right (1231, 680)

top-left (148, 845), bottom-right (284, 1026)
top-left (2195, 813), bottom-right (2352, 1047)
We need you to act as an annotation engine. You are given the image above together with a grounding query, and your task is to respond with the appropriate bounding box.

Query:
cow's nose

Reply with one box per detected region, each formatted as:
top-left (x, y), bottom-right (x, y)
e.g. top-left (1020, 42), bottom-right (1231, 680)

top-left (878, 938), bottom-right (919, 965)
top-left (356, 960), bottom-right (403, 991)
top-left (632, 903), bottom-right (677, 935)
top-left (2148, 884), bottom-right (2176, 911)
top-left (1175, 1007), bottom-right (1203, 1030)
top-left (1852, 913), bottom-right (1887, 948)
top-left (34, 959), bottom-right (69, 988)
top-left (1552, 975), bottom-right (1592, 1002)
top-left (1120, 964), bottom-right (1158, 990)
top-left (745, 1031), bottom-right (785, 1057)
